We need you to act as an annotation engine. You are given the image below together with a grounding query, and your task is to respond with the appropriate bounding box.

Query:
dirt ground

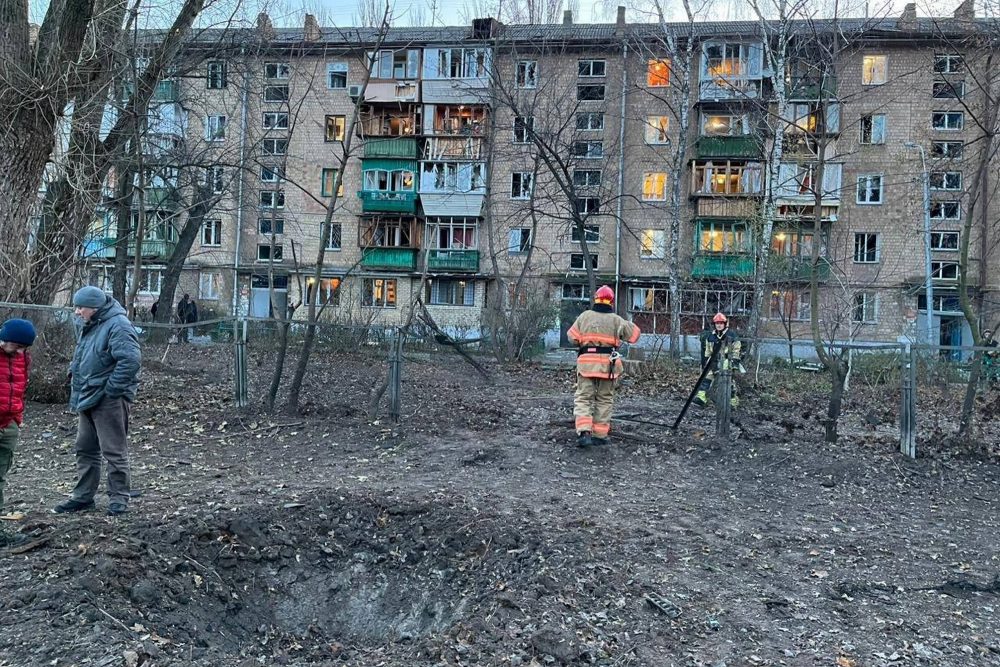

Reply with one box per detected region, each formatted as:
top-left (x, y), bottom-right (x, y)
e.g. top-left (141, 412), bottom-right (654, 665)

top-left (1, 344), bottom-right (999, 667)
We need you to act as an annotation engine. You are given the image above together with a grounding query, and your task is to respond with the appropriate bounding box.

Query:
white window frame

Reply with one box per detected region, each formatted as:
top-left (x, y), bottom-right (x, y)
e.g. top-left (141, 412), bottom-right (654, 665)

top-left (642, 172), bottom-right (668, 201)
top-left (428, 279), bottom-right (475, 306)
top-left (362, 278), bottom-right (397, 308)
top-left (512, 116), bottom-right (534, 144)
top-left (853, 232), bottom-right (879, 263)
top-left (136, 269), bottom-right (164, 295)
top-left (575, 197), bottom-right (601, 216)
top-left (573, 169), bottom-right (602, 187)
top-left (933, 80), bottom-right (965, 99)
top-left (206, 165), bottom-right (225, 194)
top-left (260, 165), bottom-right (284, 183)
top-left (640, 229), bottom-right (666, 260)
top-left (199, 272), bottom-right (222, 300)
top-left (571, 224), bottom-right (600, 244)
top-left (256, 244), bottom-right (283, 262)
top-left (205, 115), bottom-right (227, 141)
top-left (206, 61), bottom-right (227, 89)
top-left (852, 291), bottom-right (878, 324)
top-left (571, 141), bottom-right (604, 159)
top-left (930, 200), bottom-right (961, 220)
top-left (576, 112), bottom-right (604, 131)
top-left (932, 111), bottom-right (964, 131)
top-left (262, 112), bottom-right (289, 130)
top-left (861, 55), bottom-right (887, 85)
top-left (327, 62), bottom-right (348, 89)
top-left (578, 59), bottom-right (606, 77)
top-left (931, 141), bottom-right (963, 159)
top-left (930, 231), bottom-right (959, 251)
top-left (515, 60), bottom-right (537, 88)
top-left (262, 138), bottom-right (288, 155)
top-left (260, 190), bottom-right (285, 209)
top-left (508, 228), bottom-right (531, 254)
top-left (934, 54), bottom-right (964, 74)
top-left (856, 174), bottom-right (883, 204)
top-left (859, 114), bottom-right (886, 145)
top-left (510, 172), bottom-right (533, 199)
top-left (644, 115), bottom-right (670, 144)
top-left (931, 261), bottom-right (959, 281)
top-left (258, 218), bottom-right (284, 235)
top-left (262, 84), bottom-right (289, 102)
top-left (930, 171), bottom-right (962, 191)
top-left (325, 223), bottom-right (342, 251)
top-left (264, 62), bottom-right (290, 79)
top-left (201, 219), bottom-right (222, 247)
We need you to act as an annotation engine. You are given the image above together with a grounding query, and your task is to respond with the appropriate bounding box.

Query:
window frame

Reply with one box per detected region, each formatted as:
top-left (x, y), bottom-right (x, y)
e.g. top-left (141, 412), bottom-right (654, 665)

top-left (199, 272), bottom-right (222, 300)
top-left (507, 228), bottom-right (532, 254)
top-left (571, 141), bottom-right (604, 159)
top-left (852, 291), bottom-right (878, 324)
top-left (856, 173), bottom-right (884, 205)
top-left (932, 111), bottom-right (964, 131)
top-left (642, 172), bottom-right (668, 201)
top-left (931, 141), bottom-right (964, 158)
top-left (325, 114), bottom-right (346, 142)
top-left (200, 219), bottom-right (222, 247)
top-left (934, 54), bottom-right (964, 74)
top-left (327, 62), bottom-right (348, 89)
top-left (852, 232), bottom-right (879, 263)
top-left (510, 172), bottom-right (533, 199)
top-left (325, 223), bottom-right (342, 251)
top-left (644, 115), bottom-right (670, 144)
top-left (861, 54), bottom-right (888, 85)
top-left (264, 62), bottom-right (291, 80)
top-left (570, 224), bottom-right (600, 244)
top-left (262, 138), bottom-right (288, 155)
top-left (930, 231), bottom-right (960, 251)
top-left (569, 252), bottom-right (598, 271)
top-left (206, 61), bottom-right (227, 89)
top-left (512, 116), bottom-right (534, 144)
top-left (639, 229), bottom-right (666, 259)
top-left (929, 171), bottom-right (963, 191)
top-left (515, 60), bottom-right (537, 88)
top-left (932, 80), bottom-right (965, 99)
top-left (575, 112), bottom-right (605, 131)
top-left (647, 58), bottom-right (670, 87)
top-left (858, 113), bottom-right (886, 145)
top-left (260, 165), bottom-right (284, 183)
top-left (321, 168), bottom-right (344, 198)
top-left (576, 84), bottom-right (606, 101)
top-left (427, 279), bottom-right (475, 307)
top-left (577, 59), bottom-right (607, 77)
top-left (362, 278), bottom-right (397, 308)
top-left (256, 243), bottom-right (284, 262)
top-left (930, 261), bottom-right (960, 281)
top-left (258, 217), bottom-right (285, 235)
top-left (205, 114), bottom-right (227, 141)
top-left (930, 200), bottom-right (961, 220)
top-left (262, 111), bottom-right (289, 130)
top-left (262, 84), bottom-right (290, 103)
top-left (259, 190), bottom-right (285, 209)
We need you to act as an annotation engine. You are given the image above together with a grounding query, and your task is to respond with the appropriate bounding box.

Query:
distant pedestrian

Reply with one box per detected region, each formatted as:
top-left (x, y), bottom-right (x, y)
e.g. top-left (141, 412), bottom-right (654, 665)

top-left (176, 294), bottom-right (191, 324)
top-left (0, 318), bottom-right (36, 544)
top-left (54, 286), bottom-right (141, 517)
top-left (150, 300), bottom-right (159, 319)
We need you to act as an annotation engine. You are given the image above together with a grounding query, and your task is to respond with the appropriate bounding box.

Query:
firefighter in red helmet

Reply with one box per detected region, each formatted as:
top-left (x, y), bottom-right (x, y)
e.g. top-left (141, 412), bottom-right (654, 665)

top-left (567, 285), bottom-right (641, 447)
top-left (694, 312), bottom-right (742, 408)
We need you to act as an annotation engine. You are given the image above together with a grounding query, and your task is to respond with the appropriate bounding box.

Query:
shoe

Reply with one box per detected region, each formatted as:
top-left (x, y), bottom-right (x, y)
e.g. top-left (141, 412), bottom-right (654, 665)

top-left (730, 397), bottom-right (740, 409)
top-left (576, 432), bottom-right (593, 448)
top-left (693, 390), bottom-right (709, 407)
top-left (52, 499), bottom-right (95, 514)
top-left (591, 437), bottom-right (609, 446)
top-left (106, 503), bottom-right (128, 516)
top-left (0, 528), bottom-right (26, 547)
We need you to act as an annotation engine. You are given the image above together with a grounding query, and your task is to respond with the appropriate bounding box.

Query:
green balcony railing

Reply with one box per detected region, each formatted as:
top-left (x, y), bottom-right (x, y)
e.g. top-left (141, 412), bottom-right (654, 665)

top-left (358, 190), bottom-right (418, 214)
top-left (128, 238), bottom-right (177, 260)
top-left (361, 247), bottom-right (418, 270)
top-left (767, 256), bottom-right (832, 282)
top-left (82, 237), bottom-right (117, 259)
top-left (691, 253), bottom-right (755, 279)
top-left (363, 137), bottom-right (419, 158)
top-left (427, 249), bottom-right (479, 272)
top-left (694, 135), bottom-right (761, 159)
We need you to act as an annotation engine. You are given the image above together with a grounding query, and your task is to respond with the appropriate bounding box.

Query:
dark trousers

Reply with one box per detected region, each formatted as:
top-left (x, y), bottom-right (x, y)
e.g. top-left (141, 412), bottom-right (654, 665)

top-left (71, 396), bottom-right (131, 505)
top-left (0, 423), bottom-right (18, 510)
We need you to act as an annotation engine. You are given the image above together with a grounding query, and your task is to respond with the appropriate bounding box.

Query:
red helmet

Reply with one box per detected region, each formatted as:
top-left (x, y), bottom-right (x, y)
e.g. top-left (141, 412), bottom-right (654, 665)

top-left (712, 312), bottom-right (728, 324)
top-left (595, 285), bottom-right (615, 305)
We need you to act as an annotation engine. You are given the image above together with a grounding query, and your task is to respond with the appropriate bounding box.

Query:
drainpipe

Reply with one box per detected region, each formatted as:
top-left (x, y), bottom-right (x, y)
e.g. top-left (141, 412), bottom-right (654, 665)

top-left (615, 40), bottom-right (628, 308)
top-left (232, 49), bottom-right (250, 316)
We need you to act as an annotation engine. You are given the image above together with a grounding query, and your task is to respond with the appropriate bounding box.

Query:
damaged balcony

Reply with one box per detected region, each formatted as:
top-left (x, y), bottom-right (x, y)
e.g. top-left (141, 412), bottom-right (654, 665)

top-left (360, 217), bottom-right (419, 271)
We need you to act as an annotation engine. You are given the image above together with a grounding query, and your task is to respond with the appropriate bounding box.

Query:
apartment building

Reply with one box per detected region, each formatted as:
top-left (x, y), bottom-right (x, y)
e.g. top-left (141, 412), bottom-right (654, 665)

top-left (76, 1), bottom-right (991, 349)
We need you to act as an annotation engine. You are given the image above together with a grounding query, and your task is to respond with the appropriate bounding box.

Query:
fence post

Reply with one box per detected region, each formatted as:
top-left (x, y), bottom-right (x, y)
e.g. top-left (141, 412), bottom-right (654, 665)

top-left (388, 330), bottom-right (402, 423)
top-left (234, 318), bottom-right (249, 409)
top-left (900, 343), bottom-right (916, 458)
top-left (715, 368), bottom-right (731, 439)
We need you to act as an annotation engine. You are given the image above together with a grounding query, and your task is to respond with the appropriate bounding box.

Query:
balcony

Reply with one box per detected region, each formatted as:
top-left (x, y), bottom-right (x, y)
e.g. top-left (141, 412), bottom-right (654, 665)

top-left (427, 249), bottom-right (479, 272)
top-left (153, 80), bottom-right (179, 103)
top-left (135, 187), bottom-right (178, 208)
top-left (364, 138), bottom-right (418, 159)
top-left (694, 136), bottom-right (761, 159)
top-left (359, 190), bottom-right (418, 214)
top-left (691, 253), bottom-right (754, 279)
top-left (81, 237), bottom-right (116, 260)
top-left (788, 76), bottom-right (837, 100)
top-left (766, 256), bottom-right (832, 282)
top-left (128, 238), bottom-right (177, 260)
top-left (361, 247), bottom-right (418, 271)
top-left (696, 198), bottom-right (759, 219)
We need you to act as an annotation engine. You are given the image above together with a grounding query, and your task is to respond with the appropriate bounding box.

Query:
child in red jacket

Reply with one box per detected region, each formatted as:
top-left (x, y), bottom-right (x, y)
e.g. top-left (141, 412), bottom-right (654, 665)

top-left (0, 318), bottom-right (36, 536)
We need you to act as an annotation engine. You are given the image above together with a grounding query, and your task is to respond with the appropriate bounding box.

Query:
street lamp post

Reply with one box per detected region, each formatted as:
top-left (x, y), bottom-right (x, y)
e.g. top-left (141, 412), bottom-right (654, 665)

top-left (904, 142), bottom-right (935, 347)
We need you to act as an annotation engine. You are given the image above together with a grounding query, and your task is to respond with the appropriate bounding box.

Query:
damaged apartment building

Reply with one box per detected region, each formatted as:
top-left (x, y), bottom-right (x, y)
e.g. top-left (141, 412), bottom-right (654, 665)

top-left (77, 1), bottom-right (993, 349)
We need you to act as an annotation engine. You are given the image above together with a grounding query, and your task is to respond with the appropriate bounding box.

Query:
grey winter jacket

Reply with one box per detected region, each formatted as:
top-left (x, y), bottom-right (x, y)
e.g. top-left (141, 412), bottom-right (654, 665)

top-left (69, 296), bottom-right (141, 413)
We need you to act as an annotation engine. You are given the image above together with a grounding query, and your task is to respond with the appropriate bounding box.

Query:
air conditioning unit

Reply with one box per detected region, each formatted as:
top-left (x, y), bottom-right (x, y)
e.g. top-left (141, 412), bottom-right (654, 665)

top-left (348, 84), bottom-right (363, 99)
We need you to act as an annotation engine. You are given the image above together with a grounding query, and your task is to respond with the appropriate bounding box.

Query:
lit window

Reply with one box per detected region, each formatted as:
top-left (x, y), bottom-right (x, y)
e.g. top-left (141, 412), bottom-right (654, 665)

top-left (647, 59), bottom-right (670, 87)
top-left (862, 55), bottom-right (887, 85)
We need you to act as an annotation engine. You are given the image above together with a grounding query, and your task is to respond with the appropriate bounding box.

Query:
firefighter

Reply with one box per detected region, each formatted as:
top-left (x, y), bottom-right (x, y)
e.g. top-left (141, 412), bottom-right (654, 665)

top-left (694, 312), bottom-right (742, 408)
top-left (567, 285), bottom-right (641, 448)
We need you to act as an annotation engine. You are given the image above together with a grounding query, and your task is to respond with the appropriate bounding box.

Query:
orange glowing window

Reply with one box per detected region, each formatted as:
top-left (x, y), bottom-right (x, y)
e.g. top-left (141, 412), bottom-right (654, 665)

top-left (647, 59), bottom-right (670, 87)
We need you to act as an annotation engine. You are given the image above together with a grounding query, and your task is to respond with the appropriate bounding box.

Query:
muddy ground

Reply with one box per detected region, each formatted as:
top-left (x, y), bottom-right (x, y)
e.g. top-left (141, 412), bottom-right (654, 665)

top-left (1, 343), bottom-right (999, 667)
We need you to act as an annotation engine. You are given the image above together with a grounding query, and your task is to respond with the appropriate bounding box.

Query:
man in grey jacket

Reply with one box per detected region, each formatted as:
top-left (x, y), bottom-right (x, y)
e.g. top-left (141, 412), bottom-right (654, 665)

top-left (54, 286), bottom-right (141, 516)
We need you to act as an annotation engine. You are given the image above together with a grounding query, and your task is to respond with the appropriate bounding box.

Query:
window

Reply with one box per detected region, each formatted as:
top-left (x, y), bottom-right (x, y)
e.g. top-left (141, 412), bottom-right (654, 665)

top-left (434, 48), bottom-right (488, 79)
top-left (931, 261), bottom-right (959, 280)
top-left (692, 161), bottom-right (762, 195)
top-left (930, 171), bottom-right (962, 191)
top-left (563, 284), bottom-right (592, 300)
top-left (258, 218), bottom-right (284, 235)
top-left (510, 172), bottom-right (533, 199)
top-left (932, 111), bottom-right (964, 131)
top-left (770, 290), bottom-right (811, 321)
top-left (325, 115), bottom-right (346, 142)
top-left (428, 218), bottom-right (478, 249)
top-left (570, 253), bottom-right (598, 270)
top-left (201, 219), bottom-right (222, 247)
top-left (698, 221), bottom-right (746, 254)
top-left (934, 54), bottom-right (964, 74)
top-left (205, 115), bottom-right (227, 141)
top-left (508, 228), bottom-right (531, 254)
top-left (930, 231), bottom-right (959, 251)
top-left (206, 61), bottom-right (227, 89)
top-left (577, 84), bottom-right (605, 101)
top-left (206, 166), bottom-right (225, 194)
top-left (933, 81), bottom-right (965, 99)
top-left (578, 59), bottom-right (606, 77)
top-left (853, 232), bottom-right (879, 263)
top-left (363, 168), bottom-right (414, 192)
top-left (199, 272), bottom-right (222, 300)
top-left (701, 113), bottom-right (746, 136)
top-left (327, 62), bottom-right (348, 88)
top-left (321, 168), bottom-right (344, 197)
top-left (771, 230), bottom-right (816, 259)
top-left (428, 279), bottom-right (475, 306)
top-left (262, 138), bottom-right (288, 155)
top-left (647, 59), bottom-right (670, 87)
top-left (629, 287), bottom-right (668, 312)
top-left (575, 197), bottom-right (600, 216)
top-left (856, 174), bottom-right (883, 204)
top-left (704, 42), bottom-right (749, 79)
top-left (325, 223), bottom-right (342, 250)
top-left (260, 190), bottom-right (285, 209)
top-left (852, 291), bottom-right (877, 323)
top-left (257, 244), bottom-right (283, 262)
top-left (263, 84), bottom-right (289, 102)
top-left (931, 141), bottom-right (963, 158)
top-left (362, 278), bottom-right (397, 307)
top-left (372, 49), bottom-right (420, 79)
top-left (573, 170), bottom-right (601, 187)
top-left (861, 55), bottom-right (887, 85)
top-left (512, 116), bottom-right (534, 143)
top-left (571, 141), bottom-right (604, 159)
top-left (642, 172), bottom-right (668, 201)
top-left (263, 112), bottom-right (289, 130)
top-left (571, 224), bottom-right (600, 243)
top-left (135, 269), bottom-right (163, 295)
top-left (260, 165), bottom-right (284, 183)
top-left (576, 112), bottom-right (604, 131)
top-left (930, 201), bottom-right (961, 219)
top-left (308, 278), bottom-right (341, 306)
top-left (265, 62), bottom-right (290, 79)
top-left (640, 229), bottom-right (666, 259)
top-left (645, 115), bottom-right (670, 144)
top-left (859, 114), bottom-right (886, 145)
top-left (515, 60), bottom-right (537, 88)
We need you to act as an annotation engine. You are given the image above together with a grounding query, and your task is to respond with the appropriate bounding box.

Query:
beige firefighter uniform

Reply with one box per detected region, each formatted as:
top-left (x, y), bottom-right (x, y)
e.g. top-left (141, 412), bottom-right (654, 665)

top-left (567, 305), bottom-right (641, 439)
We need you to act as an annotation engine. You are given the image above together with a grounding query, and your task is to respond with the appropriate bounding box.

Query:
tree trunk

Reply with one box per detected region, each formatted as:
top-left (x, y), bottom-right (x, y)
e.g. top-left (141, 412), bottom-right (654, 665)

top-left (824, 360), bottom-right (847, 443)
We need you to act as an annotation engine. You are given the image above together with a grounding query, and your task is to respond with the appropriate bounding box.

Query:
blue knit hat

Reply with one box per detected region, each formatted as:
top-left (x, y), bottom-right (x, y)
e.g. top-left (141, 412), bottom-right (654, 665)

top-left (73, 286), bottom-right (109, 308)
top-left (0, 319), bottom-right (37, 347)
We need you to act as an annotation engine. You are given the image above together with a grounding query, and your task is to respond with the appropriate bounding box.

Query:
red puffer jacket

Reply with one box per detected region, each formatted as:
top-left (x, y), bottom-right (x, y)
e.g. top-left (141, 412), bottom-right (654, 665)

top-left (0, 351), bottom-right (30, 429)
